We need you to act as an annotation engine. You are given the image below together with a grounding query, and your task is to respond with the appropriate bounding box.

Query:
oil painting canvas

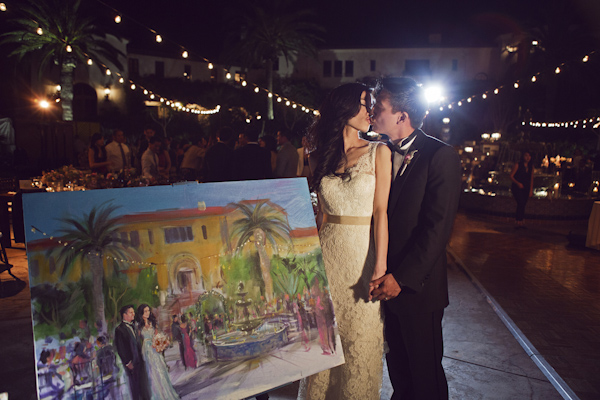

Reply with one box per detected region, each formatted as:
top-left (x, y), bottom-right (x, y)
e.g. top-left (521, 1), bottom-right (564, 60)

top-left (23, 179), bottom-right (344, 400)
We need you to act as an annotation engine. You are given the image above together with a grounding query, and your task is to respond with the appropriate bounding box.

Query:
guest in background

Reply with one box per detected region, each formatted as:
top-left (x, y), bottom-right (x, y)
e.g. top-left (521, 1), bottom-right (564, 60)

top-left (105, 129), bottom-right (131, 172)
top-left (274, 129), bottom-right (299, 178)
top-left (203, 127), bottom-right (235, 182)
top-left (180, 135), bottom-right (207, 181)
top-left (510, 151), bottom-right (534, 228)
top-left (259, 135), bottom-right (278, 173)
top-left (142, 136), bottom-right (163, 179)
top-left (136, 126), bottom-right (156, 169)
top-left (232, 128), bottom-right (272, 181)
top-left (157, 138), bottom-right (172, 180)
top-left (88, 133), bottom-right (109, 174)
top-left (297, 135), bottom-right (312, 184)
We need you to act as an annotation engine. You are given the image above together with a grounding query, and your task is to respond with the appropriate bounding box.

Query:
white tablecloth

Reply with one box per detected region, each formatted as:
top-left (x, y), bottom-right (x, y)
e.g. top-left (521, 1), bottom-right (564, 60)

top-left (586, 201), bottom-right (600, 250)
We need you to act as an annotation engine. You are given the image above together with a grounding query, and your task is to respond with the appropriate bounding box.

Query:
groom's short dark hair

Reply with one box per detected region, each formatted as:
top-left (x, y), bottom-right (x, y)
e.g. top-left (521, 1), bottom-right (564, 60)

top-left (378, 77), bottom-right (427, 129)
top-left (120, 304), bottom-right (134, 319)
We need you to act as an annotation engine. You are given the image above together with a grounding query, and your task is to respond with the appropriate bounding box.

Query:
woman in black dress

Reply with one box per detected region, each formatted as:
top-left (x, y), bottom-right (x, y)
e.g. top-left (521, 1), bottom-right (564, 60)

top-left (510, 151), bottom-right (534, 228)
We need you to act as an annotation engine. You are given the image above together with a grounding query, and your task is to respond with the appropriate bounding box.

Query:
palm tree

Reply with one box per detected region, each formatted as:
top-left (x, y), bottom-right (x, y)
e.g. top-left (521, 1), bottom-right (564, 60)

top-left (0, 0), bottom-right (124, 121)
top-left (229, 200), bottom-right (292, 301)
top-left (223, 0), bottom-right (323, 120)
top-left (51, 203), bottom-right (136, 335)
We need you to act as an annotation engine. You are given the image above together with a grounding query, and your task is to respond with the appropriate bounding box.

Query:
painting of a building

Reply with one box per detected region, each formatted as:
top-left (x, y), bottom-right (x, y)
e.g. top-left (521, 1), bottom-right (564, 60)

top-left (23, 179), bottom-right (341, 400)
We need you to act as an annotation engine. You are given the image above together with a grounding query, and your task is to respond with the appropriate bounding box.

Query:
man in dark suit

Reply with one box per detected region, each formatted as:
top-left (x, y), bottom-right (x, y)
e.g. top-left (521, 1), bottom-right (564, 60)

top-left (370, 77), bottom-right (461, 400)
top-left (203, 127), bottom-right (235, 182)
top-left (232, 127), bottom-right (272, 181)
top-left (114, 304), bottom-right (143, 400)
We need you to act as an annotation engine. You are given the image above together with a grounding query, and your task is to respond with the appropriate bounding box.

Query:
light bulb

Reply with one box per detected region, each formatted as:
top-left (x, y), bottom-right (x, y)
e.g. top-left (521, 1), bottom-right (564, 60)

top-left (254, 87), bottom-right (259, 93)
top-left (36, 27), bottom-right (43, 35)
top-left (0, 3), bottom-right (6, 12)
top-left (115, 15), bottom-right (121, 23)
top-left (514, 82), bottom-right (519, 88)
top-left (226, 72), bottom-right (231, 79)
top-left (156, 35), bottom-right (162, 43)
top-left (182, 51), bottom-right (188, 58)
top-left (208, 63), bottom-right (214, 69)
top-left (87, 59), bottom-right (93, 65)
top-left (130, 84), bottom-right (136, 90)
top-left (106, 69), bottom-right (111, 76)
top-left (66, 45), bottom-right (72, 52)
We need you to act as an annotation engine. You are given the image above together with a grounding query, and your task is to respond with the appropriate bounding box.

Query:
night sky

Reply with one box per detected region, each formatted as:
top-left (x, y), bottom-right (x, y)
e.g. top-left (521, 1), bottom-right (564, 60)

top-left (99, 0), bottom-right (600, 60)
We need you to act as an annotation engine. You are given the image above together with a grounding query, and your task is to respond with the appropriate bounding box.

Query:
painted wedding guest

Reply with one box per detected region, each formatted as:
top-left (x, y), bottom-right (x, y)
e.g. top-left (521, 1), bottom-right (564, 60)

top-left (179, 314), bottom-right (197, 369)
top-left (171, 314), bottom-right (186, 368)
top-left (135, 304), bottom-right (180, 399)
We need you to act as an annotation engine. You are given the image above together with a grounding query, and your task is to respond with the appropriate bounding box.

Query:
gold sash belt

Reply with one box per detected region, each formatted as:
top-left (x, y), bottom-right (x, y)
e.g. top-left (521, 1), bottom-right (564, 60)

top-left (323, 214), bottom-right (372, 225)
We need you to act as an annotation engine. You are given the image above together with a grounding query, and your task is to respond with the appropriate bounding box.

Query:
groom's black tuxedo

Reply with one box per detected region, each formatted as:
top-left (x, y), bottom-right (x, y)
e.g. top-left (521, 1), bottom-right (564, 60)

top-left (385, 129), bottom-right (461, 400)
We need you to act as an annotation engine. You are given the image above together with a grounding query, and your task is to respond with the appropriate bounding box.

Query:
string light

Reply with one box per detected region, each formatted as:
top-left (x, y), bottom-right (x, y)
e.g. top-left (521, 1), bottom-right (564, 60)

top-left (87, 59), bottom-right (93, 65)
top-left (0, 3), bottom-right (6, 12)
top-left (531, 76), bottom-right (537, 82)
top-left (36, 27), bottom-right (43, 35)
top-left (514, 82), bottom-right (519, 88)
top-left (482, 93), bottom-right (487, 99)
top-left (583, 55), bottom-right (589, 62)
top-left (555, 67), bottom-right (561, 74)
top-left (494, 88), bottom-right (499, 94)
top-left (241, 81), bottom-right (247, 87)
top-left (66, 45), bottom-right (72, 53)
top-left (69, 1), bottom-right (318, 116)
top-left (105, 69), bottom-right (111, 76)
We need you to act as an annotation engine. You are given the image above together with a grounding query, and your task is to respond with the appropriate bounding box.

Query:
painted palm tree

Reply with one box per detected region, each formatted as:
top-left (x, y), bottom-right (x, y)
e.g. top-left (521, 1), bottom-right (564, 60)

top-left (0, 0), bottom-right (124, 121)
top-left (229, 200), bottom-right (292, 301)
top-left (51, 203), bottom-right (136, 335)
top-left (223, 0), bottom-right (323, 120)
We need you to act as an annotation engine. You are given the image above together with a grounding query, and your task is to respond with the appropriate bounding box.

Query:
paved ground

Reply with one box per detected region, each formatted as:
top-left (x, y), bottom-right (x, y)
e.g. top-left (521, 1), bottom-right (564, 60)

top-left (2, 209), bottom-right (596, 399)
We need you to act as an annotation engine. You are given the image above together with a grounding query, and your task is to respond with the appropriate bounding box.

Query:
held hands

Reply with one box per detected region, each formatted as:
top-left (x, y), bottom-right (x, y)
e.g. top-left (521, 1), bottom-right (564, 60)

top-left (369, 273), bottom-right (401, 302)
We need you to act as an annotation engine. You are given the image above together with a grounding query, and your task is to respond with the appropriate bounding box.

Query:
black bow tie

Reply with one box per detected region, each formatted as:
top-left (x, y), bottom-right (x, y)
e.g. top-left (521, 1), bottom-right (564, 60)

top-left (388, 142), bottom-right (405, 155)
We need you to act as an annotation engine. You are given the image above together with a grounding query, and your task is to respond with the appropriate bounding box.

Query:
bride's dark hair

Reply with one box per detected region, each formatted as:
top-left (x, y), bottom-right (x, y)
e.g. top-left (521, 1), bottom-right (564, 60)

top-left (308, 82), bottom-right (372, 192)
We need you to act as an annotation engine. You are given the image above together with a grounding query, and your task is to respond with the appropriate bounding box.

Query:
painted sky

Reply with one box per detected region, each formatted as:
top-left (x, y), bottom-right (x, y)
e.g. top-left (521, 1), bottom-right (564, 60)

top-left (22, 178), bottom-right (316, 241)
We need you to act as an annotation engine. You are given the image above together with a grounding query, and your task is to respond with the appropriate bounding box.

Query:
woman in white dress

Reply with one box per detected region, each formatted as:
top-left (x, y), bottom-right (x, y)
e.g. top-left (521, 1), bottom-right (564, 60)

top-left (300, 83), bottom-right (392, 399)
top-left (135, 304), bottom-right (180, 400)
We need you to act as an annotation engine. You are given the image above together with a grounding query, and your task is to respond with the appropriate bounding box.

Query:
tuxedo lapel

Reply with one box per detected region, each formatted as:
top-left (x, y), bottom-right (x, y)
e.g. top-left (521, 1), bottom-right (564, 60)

top-left (388, 130), bottom-right (426, 217)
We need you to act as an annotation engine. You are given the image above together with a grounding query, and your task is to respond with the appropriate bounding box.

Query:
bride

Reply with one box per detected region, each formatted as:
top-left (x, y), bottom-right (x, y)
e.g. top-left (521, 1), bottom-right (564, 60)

top-left (136, 304), bottom-right (180, 400)
top-left (300, 83), bottom-right (392, 399)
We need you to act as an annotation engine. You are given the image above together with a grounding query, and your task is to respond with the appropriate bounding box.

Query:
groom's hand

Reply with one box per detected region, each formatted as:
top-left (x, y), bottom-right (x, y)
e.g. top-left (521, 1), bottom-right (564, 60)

top-left (369, 273), bottom-right (401, 301)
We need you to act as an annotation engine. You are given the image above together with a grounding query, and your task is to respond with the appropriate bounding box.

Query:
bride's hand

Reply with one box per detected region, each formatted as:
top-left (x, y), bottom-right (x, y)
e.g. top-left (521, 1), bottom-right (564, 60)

top-left (370, 264), bottom-right (386, 282)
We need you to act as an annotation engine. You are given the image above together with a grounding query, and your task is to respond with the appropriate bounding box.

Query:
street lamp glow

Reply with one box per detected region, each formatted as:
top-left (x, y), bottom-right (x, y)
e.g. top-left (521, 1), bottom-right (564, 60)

top-left (481, 133), bottom-right (491, 140)
top-left (424, 85), bottom-right (443, 104)
top-left (442, 118), bottom-right (450, 124)
top-left (39, 100), bottom-right (50, 109)
top-left (491, 132), bottom-right (501, 140)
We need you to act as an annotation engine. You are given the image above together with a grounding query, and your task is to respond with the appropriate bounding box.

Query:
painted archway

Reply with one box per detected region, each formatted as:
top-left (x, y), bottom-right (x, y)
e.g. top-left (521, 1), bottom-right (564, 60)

top-left (168, 253), bottom-right (205, 295)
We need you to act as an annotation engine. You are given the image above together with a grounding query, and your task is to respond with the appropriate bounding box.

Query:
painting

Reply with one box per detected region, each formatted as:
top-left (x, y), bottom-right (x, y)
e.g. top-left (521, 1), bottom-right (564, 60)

top-left (23, 179), bottom-right (344, 400)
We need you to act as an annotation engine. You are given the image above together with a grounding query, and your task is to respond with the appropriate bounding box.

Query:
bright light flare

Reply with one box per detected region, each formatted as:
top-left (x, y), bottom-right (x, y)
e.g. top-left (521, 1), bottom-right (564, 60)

top-left (39, 100), bottom-right (50, 109)
top-left (424, 85), bottom-right (443, 104)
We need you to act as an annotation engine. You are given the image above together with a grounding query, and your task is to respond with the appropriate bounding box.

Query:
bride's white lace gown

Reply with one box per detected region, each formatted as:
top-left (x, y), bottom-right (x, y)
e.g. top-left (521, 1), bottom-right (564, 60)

top-left (302, 141), bottom-right (384, 400)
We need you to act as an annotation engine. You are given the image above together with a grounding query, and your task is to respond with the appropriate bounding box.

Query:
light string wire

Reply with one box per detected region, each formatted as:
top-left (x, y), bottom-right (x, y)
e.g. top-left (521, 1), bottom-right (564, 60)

top-left (435, 49), bottom-right (599, 128)
top-left (0, 0), bottom-right (318, 117)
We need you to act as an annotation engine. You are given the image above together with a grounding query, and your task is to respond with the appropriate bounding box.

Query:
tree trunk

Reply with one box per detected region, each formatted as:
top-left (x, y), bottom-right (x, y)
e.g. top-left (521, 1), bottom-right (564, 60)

top-left (89, 252), bottom-right (107, 335)
top-left (60, 57), bottom-right (77, 121)
top-left (266, 59), bottom-right (274, 120)
top-left (253, 228), bottom-right (273, 301)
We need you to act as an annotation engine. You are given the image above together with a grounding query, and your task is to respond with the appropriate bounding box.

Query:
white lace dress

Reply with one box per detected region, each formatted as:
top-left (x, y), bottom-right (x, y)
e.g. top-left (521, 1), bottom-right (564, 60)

top-left (302, 141), bottom-right (384, 400)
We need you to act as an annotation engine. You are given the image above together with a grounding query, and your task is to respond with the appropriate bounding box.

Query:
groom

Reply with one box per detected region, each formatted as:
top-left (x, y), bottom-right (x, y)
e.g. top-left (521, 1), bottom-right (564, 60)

top-left (370, 77), bottom-right (461, 400)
